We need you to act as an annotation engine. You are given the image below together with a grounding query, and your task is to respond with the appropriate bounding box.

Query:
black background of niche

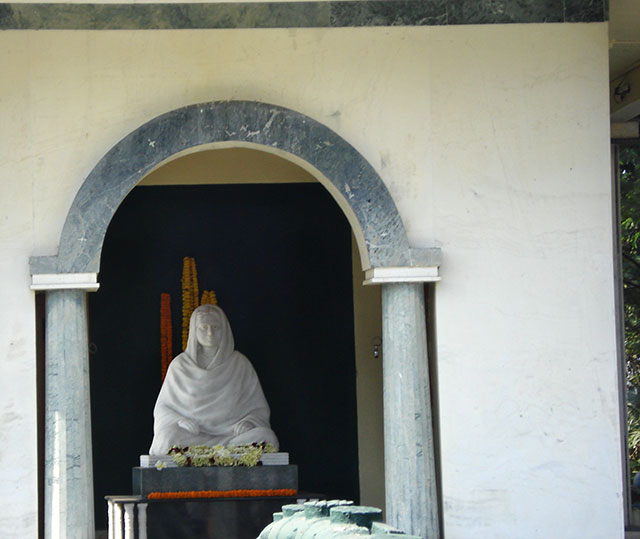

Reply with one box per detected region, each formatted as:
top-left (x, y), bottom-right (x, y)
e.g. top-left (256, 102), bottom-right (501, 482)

top-left (88, 183), bottom-right (359, 529)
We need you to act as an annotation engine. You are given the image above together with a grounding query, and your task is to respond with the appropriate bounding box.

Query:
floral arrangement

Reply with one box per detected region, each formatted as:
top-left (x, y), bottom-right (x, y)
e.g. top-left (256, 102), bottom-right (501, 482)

top-left (167, 442), bottom-right (277, 468)
top-left (148, 488), bottom-right (296, 499)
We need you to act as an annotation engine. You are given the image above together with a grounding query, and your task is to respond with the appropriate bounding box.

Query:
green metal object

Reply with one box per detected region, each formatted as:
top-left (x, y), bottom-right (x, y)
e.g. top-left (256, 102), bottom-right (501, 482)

top-left (259, 504), bottom-right (305, 539)
top-left (258, 500), bottom-right (421, 538)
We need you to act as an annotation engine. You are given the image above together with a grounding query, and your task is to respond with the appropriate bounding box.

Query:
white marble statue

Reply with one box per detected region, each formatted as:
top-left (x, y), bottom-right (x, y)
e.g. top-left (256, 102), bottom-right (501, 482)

top-left (149, 304), bottom-right (279, 455)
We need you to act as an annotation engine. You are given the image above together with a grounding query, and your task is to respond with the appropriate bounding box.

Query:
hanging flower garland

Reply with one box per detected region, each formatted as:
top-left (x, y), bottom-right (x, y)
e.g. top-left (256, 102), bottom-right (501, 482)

top-left (160, 293), bottom-right (173, 381)
top-left (190, 257), bottom-right (199, 313)
top-left (181, 256), bottom-right (200, 350)
top-left (201, 290), bottom-right (217, 305)
top-left (148, 489), bottom-right (296, 500)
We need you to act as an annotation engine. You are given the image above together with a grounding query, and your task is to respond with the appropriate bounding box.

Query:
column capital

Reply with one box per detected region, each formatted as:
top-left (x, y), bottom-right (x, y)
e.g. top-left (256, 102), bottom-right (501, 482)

top-left (364, 266), bottom-right (440, 285)
top-left (30, 273), bottom-right (99, 291)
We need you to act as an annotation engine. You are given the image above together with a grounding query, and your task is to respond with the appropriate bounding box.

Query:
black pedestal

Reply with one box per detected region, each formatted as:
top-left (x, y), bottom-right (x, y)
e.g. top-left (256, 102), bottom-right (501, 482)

top-left (132, 465), bottom-right (298, 496)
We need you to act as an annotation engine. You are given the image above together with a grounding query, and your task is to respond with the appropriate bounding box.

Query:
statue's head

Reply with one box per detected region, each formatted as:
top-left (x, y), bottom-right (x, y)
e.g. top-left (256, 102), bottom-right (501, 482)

top-left (186, 304), bottom-right (235, 368)
top-left (196, 308), bottom-right (222, 350)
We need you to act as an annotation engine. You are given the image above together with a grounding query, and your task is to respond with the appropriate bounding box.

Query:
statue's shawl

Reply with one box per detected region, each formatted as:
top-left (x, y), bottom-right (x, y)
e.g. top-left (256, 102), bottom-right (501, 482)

top-left (149, 305), bottom-right (271, 454)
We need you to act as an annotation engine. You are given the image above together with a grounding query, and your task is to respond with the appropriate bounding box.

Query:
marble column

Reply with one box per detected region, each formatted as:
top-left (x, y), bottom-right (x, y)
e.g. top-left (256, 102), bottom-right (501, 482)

top-left (382, 282), bottom-right (439, 539)
top-left (45, 289), bottom-right (95, 539)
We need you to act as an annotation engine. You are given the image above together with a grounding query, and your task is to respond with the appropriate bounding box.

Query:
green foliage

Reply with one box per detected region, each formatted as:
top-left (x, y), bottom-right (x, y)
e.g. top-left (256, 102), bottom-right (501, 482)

top-left (620, 146), bottom-right (640, 475)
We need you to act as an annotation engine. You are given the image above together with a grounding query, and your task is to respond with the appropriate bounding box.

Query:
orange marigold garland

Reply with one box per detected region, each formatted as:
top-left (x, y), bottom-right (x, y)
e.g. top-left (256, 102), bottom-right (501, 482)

top-left (191, 258), bottom-right (199, 312)
top-left (148, 489), bottom-right (296, 500)
top-left (160, 293), bottom-right (173, 381)
top-left (200, 290), bottom-right (217, 305)
top-left (181, 257), bottom-right (200, 350)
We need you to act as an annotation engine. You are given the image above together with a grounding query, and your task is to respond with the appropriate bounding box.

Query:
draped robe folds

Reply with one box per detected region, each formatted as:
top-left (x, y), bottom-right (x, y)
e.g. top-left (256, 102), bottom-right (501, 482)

top-left (149, 305), bottom-right (278, 455)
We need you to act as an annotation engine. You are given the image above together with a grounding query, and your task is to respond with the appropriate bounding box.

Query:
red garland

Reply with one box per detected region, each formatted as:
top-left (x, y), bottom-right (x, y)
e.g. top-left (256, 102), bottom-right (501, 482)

top-left (160, 293), bottom-right (173, 381)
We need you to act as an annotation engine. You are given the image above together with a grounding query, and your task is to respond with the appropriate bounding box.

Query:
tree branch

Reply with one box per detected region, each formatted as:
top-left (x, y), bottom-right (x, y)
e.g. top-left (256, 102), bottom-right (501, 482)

top-left (624, 252), bottom-right (640, 273)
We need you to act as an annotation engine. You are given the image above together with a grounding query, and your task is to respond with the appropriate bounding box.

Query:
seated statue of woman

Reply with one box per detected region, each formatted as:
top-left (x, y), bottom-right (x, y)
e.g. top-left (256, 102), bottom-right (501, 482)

top-left (149, 304), bottom-right (279, 455)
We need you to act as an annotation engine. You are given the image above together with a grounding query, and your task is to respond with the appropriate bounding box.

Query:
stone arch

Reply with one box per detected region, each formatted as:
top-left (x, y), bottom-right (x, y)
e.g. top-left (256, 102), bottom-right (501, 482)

top-left (31, 100), bottom-right (422, 275)
top-left (31, 100), bottom-right (442, 539)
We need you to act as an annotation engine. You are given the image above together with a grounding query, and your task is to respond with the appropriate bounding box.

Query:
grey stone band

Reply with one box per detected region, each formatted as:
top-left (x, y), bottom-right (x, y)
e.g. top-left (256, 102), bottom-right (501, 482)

top-left (0, 1), bottom-right (607, 31)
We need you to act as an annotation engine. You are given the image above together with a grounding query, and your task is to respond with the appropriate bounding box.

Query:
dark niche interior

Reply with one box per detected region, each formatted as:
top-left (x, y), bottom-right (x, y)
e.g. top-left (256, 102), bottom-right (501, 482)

top-left (88, 183), bottom-right (360, 529)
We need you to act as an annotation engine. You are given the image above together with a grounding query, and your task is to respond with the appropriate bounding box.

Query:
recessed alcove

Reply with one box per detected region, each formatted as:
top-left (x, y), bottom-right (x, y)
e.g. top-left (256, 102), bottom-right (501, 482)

top-left (88, 147), bottom-right (385, 529)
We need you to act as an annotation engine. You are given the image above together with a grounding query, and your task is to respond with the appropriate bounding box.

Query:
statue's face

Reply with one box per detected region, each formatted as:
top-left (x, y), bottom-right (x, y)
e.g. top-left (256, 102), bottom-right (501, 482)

top-left (196, 311), bottom-right (222, 351)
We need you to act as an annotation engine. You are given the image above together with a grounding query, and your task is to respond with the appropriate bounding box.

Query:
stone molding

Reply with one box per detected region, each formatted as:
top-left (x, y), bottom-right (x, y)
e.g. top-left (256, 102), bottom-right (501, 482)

top-left (0, 1), bottom-right (607, 31)
top-left (364, 266), bottom-right (440, 285)
top-left (31, 272), bottom-right (100, 291)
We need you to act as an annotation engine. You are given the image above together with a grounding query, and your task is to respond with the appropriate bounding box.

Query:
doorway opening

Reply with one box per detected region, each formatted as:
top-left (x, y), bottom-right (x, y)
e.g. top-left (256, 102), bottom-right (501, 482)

top-left (87, 147), bottom-right (385, 529)
top-left (32, 101), bottom-right (428, 537)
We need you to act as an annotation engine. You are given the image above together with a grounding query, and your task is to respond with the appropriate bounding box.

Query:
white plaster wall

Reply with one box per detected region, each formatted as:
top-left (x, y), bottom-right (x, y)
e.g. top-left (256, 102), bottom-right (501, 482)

top-left (428, 25), bottom-right (621, 538)
top-left (0, 22), bottom-right (620, 538)
top-left (0, 43), bottom-right (39, 536)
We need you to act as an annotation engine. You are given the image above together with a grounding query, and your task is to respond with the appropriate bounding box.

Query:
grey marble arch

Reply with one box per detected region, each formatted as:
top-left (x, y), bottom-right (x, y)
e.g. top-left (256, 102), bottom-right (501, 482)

top-left (0, 0), bottom-right (607, 31)
top-left (30, 100), bottom-right (439, 275)
top-left (31, 100), bottom-right (444, 539)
